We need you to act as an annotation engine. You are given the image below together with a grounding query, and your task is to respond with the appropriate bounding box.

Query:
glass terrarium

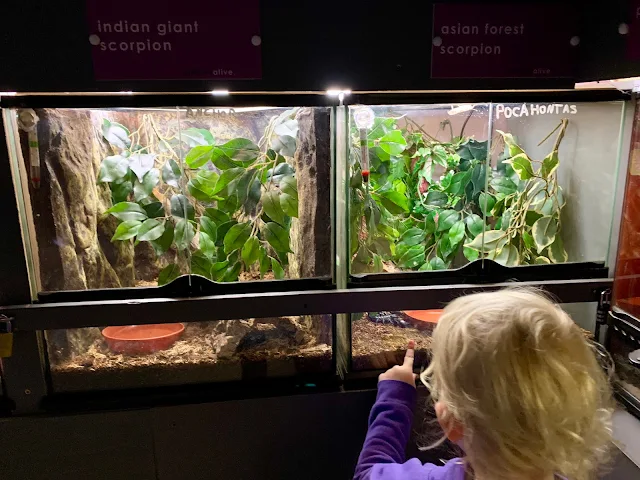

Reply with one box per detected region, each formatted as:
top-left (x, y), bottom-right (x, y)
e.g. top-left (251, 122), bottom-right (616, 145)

top-left (347, 98), bottom-right (628, 372)
top-left (347, 101), bottom-right (625, 285)
top-left (45, 314), bottom-right (334, 392)
top-left (3, 105), bottom-right (333, 297)
top-left (2, 102), bottom-right (335, 392)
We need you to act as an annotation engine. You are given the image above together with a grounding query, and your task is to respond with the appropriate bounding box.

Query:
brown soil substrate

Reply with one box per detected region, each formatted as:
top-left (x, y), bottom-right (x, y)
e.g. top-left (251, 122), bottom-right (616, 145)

top-left (352, 315), bottom-right (434, 371)
top-left (50, 319), bottom-right (331, 392)
top-left (352, 315), bottom-right (594, 372)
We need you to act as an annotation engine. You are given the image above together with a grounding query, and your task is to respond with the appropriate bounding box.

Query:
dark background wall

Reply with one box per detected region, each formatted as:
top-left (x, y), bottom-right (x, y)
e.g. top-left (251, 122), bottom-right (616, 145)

top-left (0, 0), bottom-right (638, 94)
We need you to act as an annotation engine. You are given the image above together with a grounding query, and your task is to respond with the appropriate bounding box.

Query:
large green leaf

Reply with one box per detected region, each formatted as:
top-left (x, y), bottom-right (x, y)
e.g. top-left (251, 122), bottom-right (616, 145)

top-left (215, 220), bottom-right (237, 247)
top-left (170, 194), bottom-right (195, 220)
top-left (280, 175), bottom-right (298, 199)
top-left (534, 256), bottom-right (551, 264)
top-left (271, 257), bottom-right (285, 279)
top-left (399, 228), bottom-right (426, 247)
top-left (211, 260), bottom-right (229, 281)
top-left (212, 168), bottom-right (245, 195)
top-left (111, 178), bottom-right (133, 204)
top-left (463, 246), bottom-right (479, 262)
top-left (271, 135), bottom-right (297, 157)
top-left (506, 153), bottom-right (535, 180)
top-left (429, 256), bottom-right (447, 270)
top-left (137, 219), bottom-right (165, 242)
top-left (221, 262), bottom-right (242, 282)
top-left (199, 231), bottom-right (217, 259)
top-left (187, 170), bottom-right (219, 201)
top-left (490, 177), bottom-right (517, 195)
top-left (378, 130), bottom-right (407, 156)
top-left (540, 150), bottom-right (559, 179)
top-left (158, 264), bottom-right (181, 286)
top-left (242, 236), bottom-right (261, 266)
top-left (224, 223), bottom-right (252, 254)
top-left (111, 220), bottom-right (142, 241)
top-left (531, 216), bottom-right (558, 253)
top-left (448, 220), bottom-right (466, 246)
top-left (102, 119), bottom-right (131, 150)
top-left (98, 155), bottom-right (129, 183)
top-left (150, 222), bottom-right (174, 255)
top-left (143, 201), bottom-right (164, 219)
top-left (106, 202), bottom-right (148, 222)
top-left (465, 214), bottom-right (484, 238)
top-left (174, 218), bottom-right (195, 250)
top-left (133, 168), bottom-right (160, 201)
top-left (547, 235), bottom-right (568, 263)
top-left (259, 247), bottom-right (270, 279)
top-left (470, 163), bottom-right (486, 198)
top-left (185, 145), bottom-right (214, 168)
top-left (269, 164), bottom-right (295, 185)
top-left (211, 139), bottom-right (260, 168)
top-left (280, 193), bottom-right (298, 217)
top-left (262, 191), bottom-right (285, 225)
top-left (263, 222), bottom-right (292, 253)
top-left (436, 210), bottom-right (459, 232)
top-left (493, 244), bottom-right (520, 266)
top-left (465, 229), bottom-right (508, 252)
top-left (199, 216), bottom-right (217, 243)
top-left (204, 208), bottom-right (230, 225)
top-left (128, 154), bottom-right (156, 182)
top-left (522, 231), bottom-right (535, 250)
top-left (398, 245), bottom-right (425, 268)
top-left (376, 189), bottom-right (410, 215)
top-left (425, 190), bottom-right (447, 207)
top-left (478, 192), bottom-right (496, 217)
top-left (179, 128), bottom-right (214, 147)
top-left (162, 158), bottom-right (182, 188)
top-left (191, 252), bottom-right (214, 278)
top-left (446, 170), bottom-right (472, 195)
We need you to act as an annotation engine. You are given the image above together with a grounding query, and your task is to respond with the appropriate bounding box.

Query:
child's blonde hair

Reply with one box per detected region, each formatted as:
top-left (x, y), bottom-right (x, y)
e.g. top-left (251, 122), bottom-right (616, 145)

top-left (421, 288), bottom-right (613, 480)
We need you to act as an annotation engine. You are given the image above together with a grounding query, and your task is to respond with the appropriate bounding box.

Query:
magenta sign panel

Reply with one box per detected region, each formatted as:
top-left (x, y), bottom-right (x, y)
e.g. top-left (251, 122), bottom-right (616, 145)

top-left (86, 0), bottom-right (262, 81)
top-left (431, 4), bottom-right (577, 79)
top-left (629, 0), bottom-right (640, 60)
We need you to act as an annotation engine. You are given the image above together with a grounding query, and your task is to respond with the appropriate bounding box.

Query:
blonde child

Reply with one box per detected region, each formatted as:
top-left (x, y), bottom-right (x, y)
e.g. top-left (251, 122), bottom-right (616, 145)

top-left (354, 289), bottom-right (613, 480)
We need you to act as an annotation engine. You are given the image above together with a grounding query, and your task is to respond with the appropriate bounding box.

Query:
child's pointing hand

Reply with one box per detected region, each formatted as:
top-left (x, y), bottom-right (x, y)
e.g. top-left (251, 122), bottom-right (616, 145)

top-left (378, 340), bottom-right (417, 388)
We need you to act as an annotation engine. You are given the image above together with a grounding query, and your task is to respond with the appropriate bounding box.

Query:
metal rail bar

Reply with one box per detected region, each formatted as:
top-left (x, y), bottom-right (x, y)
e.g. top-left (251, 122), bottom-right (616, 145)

top-left (1, 278), bottom-right (612, 331)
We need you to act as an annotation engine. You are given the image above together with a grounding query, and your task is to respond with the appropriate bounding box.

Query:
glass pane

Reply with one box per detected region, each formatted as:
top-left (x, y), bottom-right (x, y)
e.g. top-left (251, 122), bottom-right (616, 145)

top-left (348, 104), bottom-right (490, 275)
top-left (351, 305), bottom-right (594, 372)
top-left (614, 98), bottom-right (640, 316)
top-left (46, 315), bottom-right (333, 392)
top-left (486, 101), bottom-right (624, 266)
top-left (6, 105), bottom-right (333, 295)
top-left (173, 106), bottom-right (332, 283)
top-left (5, 107), bottom-right (190, 293)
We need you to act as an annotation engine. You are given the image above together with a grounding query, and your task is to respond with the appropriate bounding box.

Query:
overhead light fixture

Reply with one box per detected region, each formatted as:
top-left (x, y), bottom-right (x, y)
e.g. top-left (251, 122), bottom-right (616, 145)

top-left (448, 104), bottom-right (475, 115)
top-left (326, 89), bottom-right (351, 96)
top-left (353, 107), bottom-right (375, 129)
top-left (0, 92), bottom-right (18, 97)
top-left (119, 91), bottom-right (134, 95)
top-left (211, 89), bottom-right (230, 96)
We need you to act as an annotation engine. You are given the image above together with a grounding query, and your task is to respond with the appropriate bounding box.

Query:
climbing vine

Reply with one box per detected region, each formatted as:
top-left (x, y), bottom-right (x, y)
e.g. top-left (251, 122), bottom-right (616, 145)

top-left (349, 109), bottom-right (568, 273)
top-left (98, 109), bottom-right (300, 285)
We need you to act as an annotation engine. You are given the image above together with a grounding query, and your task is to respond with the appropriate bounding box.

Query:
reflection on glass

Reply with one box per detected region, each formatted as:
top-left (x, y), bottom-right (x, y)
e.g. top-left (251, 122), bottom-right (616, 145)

top-left (46, 315), bottom-right (333, 392)
top-left (351, 310), bottom-right (440, 371)
top-left (348, 104), bottom-right (491, 274)
top-left (6, 106), bottom-right (332, 293)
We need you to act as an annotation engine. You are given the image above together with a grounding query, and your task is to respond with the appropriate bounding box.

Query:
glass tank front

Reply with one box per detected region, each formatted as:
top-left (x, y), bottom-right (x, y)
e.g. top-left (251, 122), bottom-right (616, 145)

top-left (3, 105), bottom-right (333, 296)
top-left (348, 101), bottom-right (624, 278)
top-left (45, 314), bottom-right (333, 392)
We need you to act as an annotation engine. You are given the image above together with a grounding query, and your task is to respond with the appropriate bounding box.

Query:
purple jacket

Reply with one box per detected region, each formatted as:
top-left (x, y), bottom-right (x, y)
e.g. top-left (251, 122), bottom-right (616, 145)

top-left (354, 380), bottom-right (465, 480)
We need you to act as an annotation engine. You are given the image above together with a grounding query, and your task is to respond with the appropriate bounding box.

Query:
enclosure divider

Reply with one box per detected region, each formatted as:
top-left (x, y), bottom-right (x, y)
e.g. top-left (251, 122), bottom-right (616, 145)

top-left (481, 103), bottom-right (496, 271)
top-left (334, 105), bottom-right (350, 376)
top-left (0, 279), bottom-right (612, 332)
top-left (606, 97), bottom-right (637, 277)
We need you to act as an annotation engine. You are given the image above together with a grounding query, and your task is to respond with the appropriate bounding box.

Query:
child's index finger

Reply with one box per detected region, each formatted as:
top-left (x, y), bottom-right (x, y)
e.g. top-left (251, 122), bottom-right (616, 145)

top-left (403, 340), bottom-right (416, 367)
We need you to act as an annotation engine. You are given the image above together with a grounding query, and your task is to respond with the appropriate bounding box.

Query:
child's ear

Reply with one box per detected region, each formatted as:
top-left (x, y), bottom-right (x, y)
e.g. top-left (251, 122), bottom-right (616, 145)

top-left (435, 401), bottom-right (464, 443)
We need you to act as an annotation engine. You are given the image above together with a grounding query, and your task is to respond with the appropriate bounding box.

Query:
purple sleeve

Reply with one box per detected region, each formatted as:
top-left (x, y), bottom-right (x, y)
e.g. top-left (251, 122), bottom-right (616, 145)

top-left (353, 380), bottom-right (465, 480)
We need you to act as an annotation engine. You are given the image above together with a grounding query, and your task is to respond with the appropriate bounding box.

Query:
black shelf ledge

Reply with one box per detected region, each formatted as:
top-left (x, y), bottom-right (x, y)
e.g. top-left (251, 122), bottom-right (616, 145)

top-left (1, 278), bottom-right (612, 331)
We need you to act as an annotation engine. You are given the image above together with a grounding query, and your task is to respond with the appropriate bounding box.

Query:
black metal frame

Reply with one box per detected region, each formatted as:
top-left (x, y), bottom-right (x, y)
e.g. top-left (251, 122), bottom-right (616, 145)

top-left (607, 309), bottom-right (640, 420)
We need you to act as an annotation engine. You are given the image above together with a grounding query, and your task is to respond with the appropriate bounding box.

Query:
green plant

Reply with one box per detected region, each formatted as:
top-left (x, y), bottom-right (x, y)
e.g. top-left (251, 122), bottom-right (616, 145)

top-left (466, 119), bottom-right (569, 265)
top-left (349, 110), bottom-right (569, 273)
top-left (98, 109), bottom-right (300, 285)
